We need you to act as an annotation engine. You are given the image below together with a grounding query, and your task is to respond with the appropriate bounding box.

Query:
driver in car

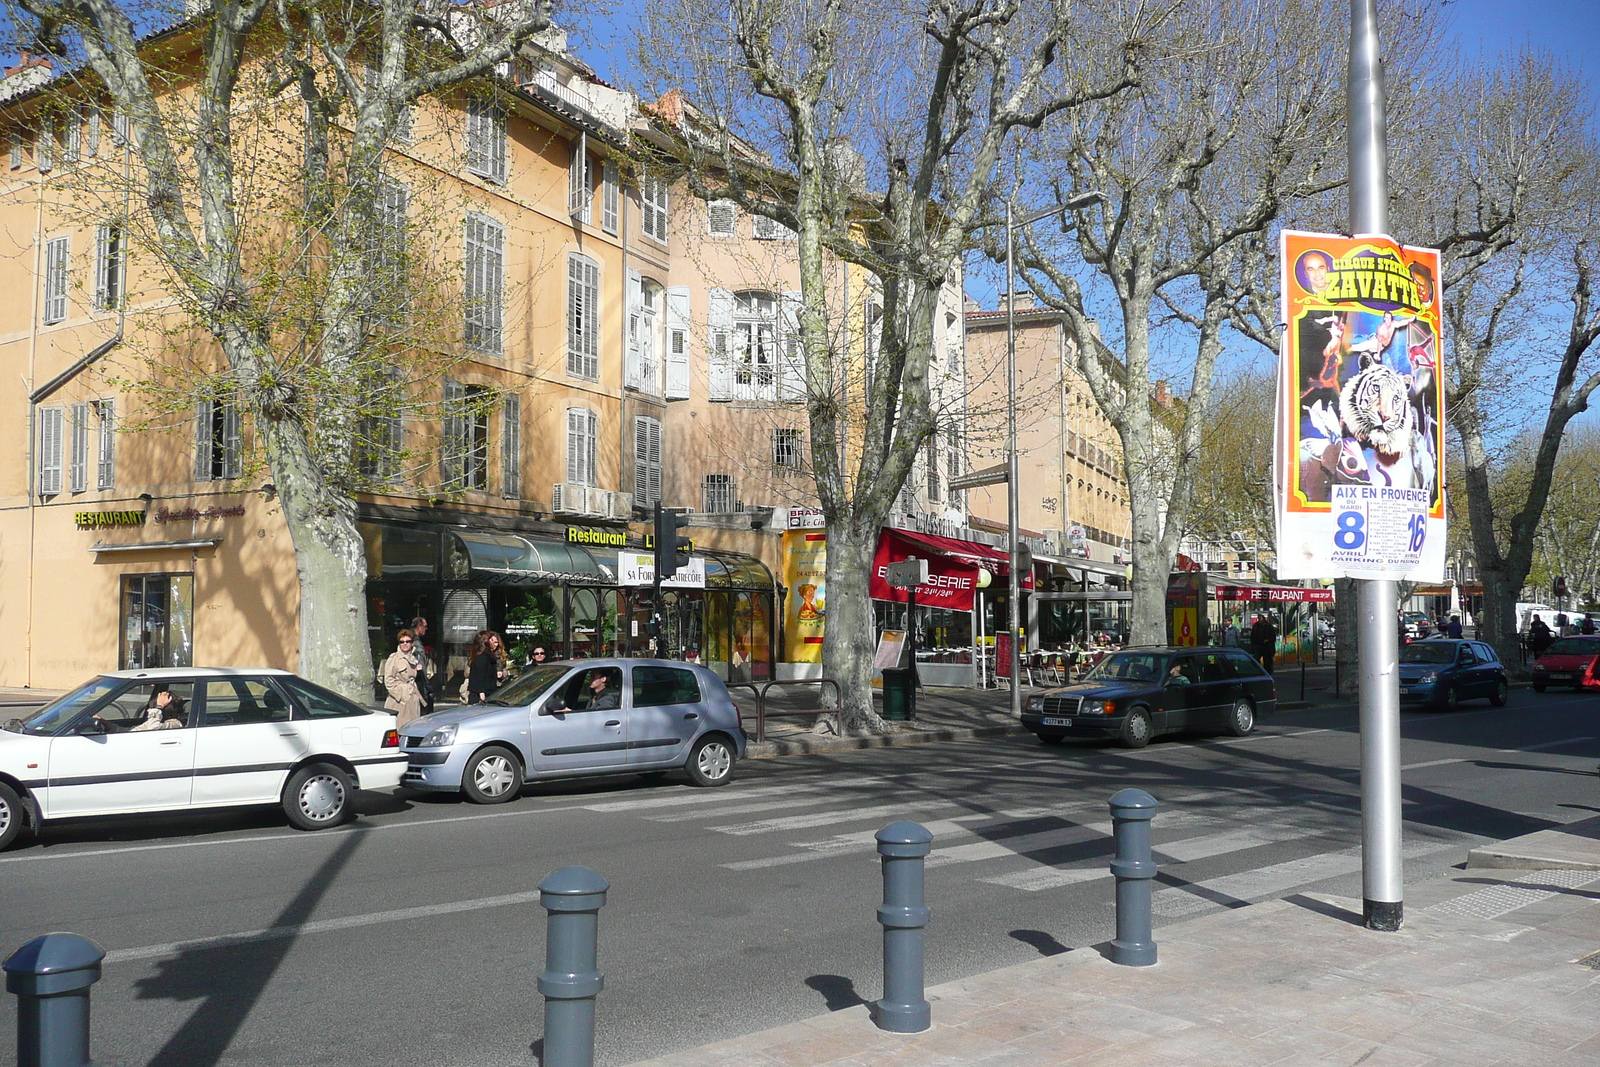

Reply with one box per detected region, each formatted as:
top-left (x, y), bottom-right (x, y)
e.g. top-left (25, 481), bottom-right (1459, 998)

top-left (97, 688), bottom-right (188, 732)
top-left (554, 670), bottom-right (622, 713)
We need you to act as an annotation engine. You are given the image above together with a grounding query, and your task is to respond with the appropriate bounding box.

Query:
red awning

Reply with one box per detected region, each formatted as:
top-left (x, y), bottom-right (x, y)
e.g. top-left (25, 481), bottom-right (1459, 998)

top-left (1214, 585), bottom-right (1333, 603)
top-left (871, 528), bottom-right (1032, 612)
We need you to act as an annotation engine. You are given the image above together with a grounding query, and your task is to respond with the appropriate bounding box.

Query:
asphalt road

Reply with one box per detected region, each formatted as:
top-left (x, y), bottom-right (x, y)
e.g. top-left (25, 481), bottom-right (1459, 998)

top-left (2, 688), bottom-right (1596, 1067)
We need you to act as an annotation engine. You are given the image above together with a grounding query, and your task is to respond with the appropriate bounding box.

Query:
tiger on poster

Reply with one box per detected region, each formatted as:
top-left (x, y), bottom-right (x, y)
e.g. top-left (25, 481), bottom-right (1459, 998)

top-left (1273, 231), bottom-right (1446, 581)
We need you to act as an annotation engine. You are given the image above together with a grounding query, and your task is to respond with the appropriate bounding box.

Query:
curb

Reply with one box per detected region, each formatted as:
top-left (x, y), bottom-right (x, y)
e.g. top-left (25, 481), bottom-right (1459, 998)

top-left (746, 722), bottom-right (1025, 759)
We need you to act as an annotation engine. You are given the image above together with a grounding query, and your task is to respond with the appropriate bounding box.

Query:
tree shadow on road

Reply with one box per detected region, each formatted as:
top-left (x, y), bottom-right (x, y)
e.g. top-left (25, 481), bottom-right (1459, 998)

top-left (132, 826), bottom-right (369, 1067)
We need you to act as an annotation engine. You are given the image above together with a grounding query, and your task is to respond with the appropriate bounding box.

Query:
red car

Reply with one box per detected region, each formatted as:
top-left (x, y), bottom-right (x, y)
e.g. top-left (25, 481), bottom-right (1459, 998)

top-left (1529, 636), bottom-right (1600, 692)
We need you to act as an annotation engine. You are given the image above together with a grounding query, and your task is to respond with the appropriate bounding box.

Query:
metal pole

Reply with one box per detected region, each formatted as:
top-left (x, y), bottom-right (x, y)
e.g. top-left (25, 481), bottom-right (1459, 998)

top-left (1108, 789), bottom-right (1158, 966)
top-left (1005, 201), bottom-right (1022, 719)
top-left (874, 821), bottom-right (932, 1032)
top-left (538, 866), bottom-right (608, 1067)
top-left (4, 933), bottom-right (104, 1067)
top-left (1349, 0), bottom-right (1402, 933)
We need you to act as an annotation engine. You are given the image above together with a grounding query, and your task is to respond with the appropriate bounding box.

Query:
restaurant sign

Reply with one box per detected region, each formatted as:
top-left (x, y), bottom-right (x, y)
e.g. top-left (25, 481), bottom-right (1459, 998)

top-left (75, 509), bottom-right (146, 529)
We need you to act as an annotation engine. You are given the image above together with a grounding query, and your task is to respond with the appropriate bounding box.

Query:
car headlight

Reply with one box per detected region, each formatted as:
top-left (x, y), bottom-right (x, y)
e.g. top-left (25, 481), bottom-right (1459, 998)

top-left (420, 723), bottom-right (458, 748)
top-left (1417, 672), bottom-right (1437, 684)
top-left (1026, 696), bottom-right (1045, 711)
top-left (1088, 700), bottom-right (1117, 715)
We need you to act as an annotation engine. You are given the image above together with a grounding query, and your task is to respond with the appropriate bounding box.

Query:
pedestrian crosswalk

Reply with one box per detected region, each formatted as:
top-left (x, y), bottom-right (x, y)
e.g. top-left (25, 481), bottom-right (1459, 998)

top-left (563, 777), bottom-right (1490, 917)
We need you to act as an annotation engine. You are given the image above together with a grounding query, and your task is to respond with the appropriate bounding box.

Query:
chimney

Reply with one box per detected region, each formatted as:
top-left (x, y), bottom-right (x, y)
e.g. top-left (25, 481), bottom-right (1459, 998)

top-left (1002, 290), bottom-right (1034, 310)
top-left (1155, 379), bottom-right (1172, 407)
top-left (963, 298), bottom-right (980, 314)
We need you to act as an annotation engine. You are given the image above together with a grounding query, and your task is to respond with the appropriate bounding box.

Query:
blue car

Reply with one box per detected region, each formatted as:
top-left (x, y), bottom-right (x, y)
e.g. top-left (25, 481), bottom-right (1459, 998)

top-left (1397, 639), bottom-right (1508, 710)
top-left (400, 659), bottom-right (745, 803)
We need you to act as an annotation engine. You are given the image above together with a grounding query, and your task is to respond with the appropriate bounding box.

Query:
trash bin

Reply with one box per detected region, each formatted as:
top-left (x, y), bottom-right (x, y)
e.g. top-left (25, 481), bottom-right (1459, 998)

top-left (881, 668), bottom-right (916, 721)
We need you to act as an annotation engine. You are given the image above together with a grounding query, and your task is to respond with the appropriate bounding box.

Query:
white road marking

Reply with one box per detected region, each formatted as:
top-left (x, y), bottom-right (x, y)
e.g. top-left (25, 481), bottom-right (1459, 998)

top-left (710, 801), bottom-right (966, 836)
top-left (1400, 757), bottom-right (1466, 771)
top-left (103, 890), bottom-right (543, 965)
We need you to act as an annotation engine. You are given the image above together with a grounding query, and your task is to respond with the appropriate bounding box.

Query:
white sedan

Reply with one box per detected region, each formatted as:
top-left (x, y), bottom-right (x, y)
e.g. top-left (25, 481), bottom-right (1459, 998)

top-left (0, 668), bottom-right (407, 849)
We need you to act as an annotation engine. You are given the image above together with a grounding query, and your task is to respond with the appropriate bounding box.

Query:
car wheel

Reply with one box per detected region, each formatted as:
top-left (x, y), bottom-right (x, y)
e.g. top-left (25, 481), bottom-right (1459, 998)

top-left (283, 764), bottom-right (354, 830)
top-left (1443, 685), bottom-right (1460, 711)
top-left (1119, 708), bottom-right (1152, 749)
top-left (1225, 699), bottom-right (1255, 737)
top-left (685, 735), bottom-right (736, 787)
top-left (0, 782), bottom-right (25, 851)
top-left (1532, 683), bottom-right (1546, 693)
top-left (1490, 679), bottom-right (1509, 707)
top-left (462, 746), bottom-right (524, 805)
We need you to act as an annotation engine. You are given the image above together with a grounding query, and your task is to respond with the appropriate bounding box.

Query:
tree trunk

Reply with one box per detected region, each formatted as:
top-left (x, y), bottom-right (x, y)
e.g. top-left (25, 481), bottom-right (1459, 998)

top-left (819, 522), bottom-right (889, 735)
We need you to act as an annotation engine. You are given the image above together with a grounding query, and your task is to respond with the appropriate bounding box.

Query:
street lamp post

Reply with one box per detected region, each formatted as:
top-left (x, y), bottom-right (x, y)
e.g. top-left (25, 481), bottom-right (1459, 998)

top-left (1004, 192), bottom-right (1105, 719)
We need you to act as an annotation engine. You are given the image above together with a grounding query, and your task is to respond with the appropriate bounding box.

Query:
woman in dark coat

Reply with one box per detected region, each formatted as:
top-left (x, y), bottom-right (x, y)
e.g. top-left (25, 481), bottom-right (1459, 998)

top-left (466, 630), bottom-right (507, 704)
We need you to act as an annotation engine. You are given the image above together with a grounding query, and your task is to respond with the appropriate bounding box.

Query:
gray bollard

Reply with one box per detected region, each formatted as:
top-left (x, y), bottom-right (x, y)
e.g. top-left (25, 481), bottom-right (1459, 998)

top-left (537, 866), bottom-right (609, 1067)
top-left (1109, 788), bottom-right (1159, 966)
top-left (4, 932), bottom-right (105, 1067)
top-left (873, 820), bottom-right (932, 1033)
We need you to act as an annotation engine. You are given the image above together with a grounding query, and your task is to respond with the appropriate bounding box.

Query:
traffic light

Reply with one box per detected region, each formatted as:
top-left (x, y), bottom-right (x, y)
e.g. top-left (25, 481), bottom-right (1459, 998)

top-left (653, 503), bottom-right (691, 581)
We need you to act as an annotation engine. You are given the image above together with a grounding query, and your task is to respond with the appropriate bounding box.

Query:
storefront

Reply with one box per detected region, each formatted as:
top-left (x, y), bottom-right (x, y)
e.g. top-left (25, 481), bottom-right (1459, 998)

top-left (1207, 579), bottom-right (1335, 662)
top-left (1031, 554), bottom-right (1131, 652)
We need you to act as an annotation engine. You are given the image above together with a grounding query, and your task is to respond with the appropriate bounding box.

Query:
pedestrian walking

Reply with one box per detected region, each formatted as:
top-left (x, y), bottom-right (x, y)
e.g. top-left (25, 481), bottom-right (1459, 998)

top-left (1529, 617), bottom-right (1554, 657)
top-left (1222, 619), bottom-right (1241, 648)
top-left (1250, 614), bottom-right (1277, 674)
top-left (382, 630), bottom-right (427, 730)
top-left (1581, 615), bottom-right (1596, 636)
top-left (409, 616), bottom-right (437, 712)
top-left (1447, 615), bottom-right (1463, 639)
top-left (466, 630), bottom-right (508, 704)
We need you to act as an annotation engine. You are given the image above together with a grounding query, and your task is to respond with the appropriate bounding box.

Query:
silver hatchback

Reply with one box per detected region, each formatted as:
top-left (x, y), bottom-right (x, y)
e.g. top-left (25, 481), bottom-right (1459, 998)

top-left (399, 659), bottom-right (746, 803)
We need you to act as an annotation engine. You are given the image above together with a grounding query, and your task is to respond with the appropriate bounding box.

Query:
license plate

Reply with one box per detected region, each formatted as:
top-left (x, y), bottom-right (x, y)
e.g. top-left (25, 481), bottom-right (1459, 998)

top-left (1042, 717), bottom-right (1072, 727)
top-left (1398, 687), bottom-right (1410, 695)
top-left (1546, 673), bottom-right (1571, 681)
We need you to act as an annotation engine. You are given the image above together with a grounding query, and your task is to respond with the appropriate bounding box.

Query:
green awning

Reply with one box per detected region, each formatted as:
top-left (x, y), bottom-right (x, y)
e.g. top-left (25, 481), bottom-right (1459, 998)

top-left (448, 530), bottom-right (611, 585)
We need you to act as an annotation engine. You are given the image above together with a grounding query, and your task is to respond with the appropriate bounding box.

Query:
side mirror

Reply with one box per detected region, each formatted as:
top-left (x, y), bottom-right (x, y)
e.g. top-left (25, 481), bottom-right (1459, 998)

top-left (539, 696), bottom-right (563, 717)
top-left (78, 717), bottom-right (106, 735)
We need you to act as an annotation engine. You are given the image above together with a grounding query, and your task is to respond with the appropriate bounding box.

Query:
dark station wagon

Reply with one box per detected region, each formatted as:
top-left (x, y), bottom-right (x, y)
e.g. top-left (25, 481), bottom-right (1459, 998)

top-left (1022, 646), bottom-right (1277, 749)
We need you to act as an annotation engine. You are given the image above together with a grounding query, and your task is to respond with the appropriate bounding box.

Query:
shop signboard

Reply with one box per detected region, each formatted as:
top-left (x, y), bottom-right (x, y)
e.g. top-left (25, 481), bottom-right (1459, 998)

top-left (1275, 231), bottom-right (1446, 581)
top-left (617, 552), bottom-right (706, 588)
top-left (1214, 585), bottom-right (1335, 603)
top-left (781, 530), bottom-right (827, 663)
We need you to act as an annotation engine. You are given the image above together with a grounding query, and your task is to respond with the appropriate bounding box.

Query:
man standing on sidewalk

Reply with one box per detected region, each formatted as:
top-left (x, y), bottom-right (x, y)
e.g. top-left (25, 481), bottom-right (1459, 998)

top-left (1250, 614), bottom-right (1277, 674)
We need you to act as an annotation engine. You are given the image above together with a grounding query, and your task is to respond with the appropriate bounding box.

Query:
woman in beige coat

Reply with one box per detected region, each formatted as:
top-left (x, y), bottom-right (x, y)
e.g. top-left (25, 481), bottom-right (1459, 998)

top-left (383, 629), bottom-right (426, 729)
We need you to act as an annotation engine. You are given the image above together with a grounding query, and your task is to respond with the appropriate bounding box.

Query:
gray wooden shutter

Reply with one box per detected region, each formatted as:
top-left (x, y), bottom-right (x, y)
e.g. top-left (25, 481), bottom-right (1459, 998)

top-left (568, 132), bottom-right (589, 220)
top-left (625, 268), bottom-right (643, 390)
top-left (221, 403), bottom-right (241, 479)
top-left (441, 380), bottom-right (464, 488)
top-left (37, 408), bottom-right (64, 496)
top-left (665, 286), bottom-right (691, 400)
top-left (86, 109), bottom-right (101, 157)
top-left (602, 162), bottom-right (619, 234)
top-left (194, 400), bottom-right (214, 480)
top-left (707, 288), bottom-right (733, 401)
top-left (779, 290), bottom-right (804, 401)
top-left (501, 392), bottom-right (521, 499)
top-left (69, 403), bottom-right (89, 492)
top-left (43, 237), bottom-right (69, 324)
top-left (633, 415), bottom-right (661, 507)
top-left (95, 400), bottom-right (116, 489)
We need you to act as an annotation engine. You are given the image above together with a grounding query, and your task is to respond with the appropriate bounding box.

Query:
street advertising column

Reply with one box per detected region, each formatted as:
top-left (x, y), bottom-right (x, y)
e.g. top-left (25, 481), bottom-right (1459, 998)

top-left (781, 527), bottom-right (828, 664)
top-left (1275, 232), bottom-right (1446, 582)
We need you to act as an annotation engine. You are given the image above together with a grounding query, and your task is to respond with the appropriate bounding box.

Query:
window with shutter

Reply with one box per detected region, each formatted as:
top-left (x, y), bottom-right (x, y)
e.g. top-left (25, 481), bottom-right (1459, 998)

top-left (465, 98), bottom-right (506, 183)
top-left (441, 380), bottom-right (465, 488)
top-left (567, 407), bottom-right (597, 486)
top-left (568, 132), bottom-right (591, 221)
top-left (86, 109), bottom-right (100, 157)
top-left (625, 268), bottom-right (643, 390)
top-left (370, 180), bottom-right (409, 325)
top-left (37, 407), bottom-right (64, 496)
top-left (43, 237), bottom-right (69, 324)
top-left (9, 129), bottom-right (22, 169)
top-left (37, 122), bottom-right (53, 172)
top-left (501, 393), bottom-right (521, 499)
top-left (63, 112), bottom-right (81, 164)
top-left (733, 291), bottom-right (778, 400)
top-left (707, 199), bottom-right (737, 237)
top-left (601, 162), bottom-right (619, 234)
top-left (356, 372), bottom-right (403, 484)
top-left (463, 213), bottom-right (503, 354)
top-left (707, 287), bottom-right (733, 401)
top-left (779, 290), bottom-right (804, 401)
top-left (664, 286), bottom-right (691, 400)
top-left (925, 435), bottom-right (941, 501)
top-left (567, 254), bottom-right (599, 379)
top-left (633, 416), bottom-right (662, 507)
top-left (94, 224), bottom-right (124, 310)
top-left (95, 400), bottom-right (116, 489)
top-left (642, 180), bottom-right (669, 243)
top-left (69, 403), bottom-right (89, 493)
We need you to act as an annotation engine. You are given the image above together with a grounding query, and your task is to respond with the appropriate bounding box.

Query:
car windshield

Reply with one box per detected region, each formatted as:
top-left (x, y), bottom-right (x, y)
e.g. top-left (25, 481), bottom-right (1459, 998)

top-left (1544, 638), bottom-right (1600, 656)
top-left (1400, 643), bottom-right (1457, 664)
top-left (12, 677), bottom-right (122, 735)
top-left (482, 665), bottom-right (572, 706)
top-left (1083, 652), bottom-right (1166, 684)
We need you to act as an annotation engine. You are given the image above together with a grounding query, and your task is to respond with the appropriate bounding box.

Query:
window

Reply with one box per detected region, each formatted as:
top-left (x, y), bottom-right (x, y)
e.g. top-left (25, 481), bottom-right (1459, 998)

top-left (945, 426), bottom-right (962, 499)
top-left (627, 273), bottom-right (660, 392)
top-left (501, 392), bottom-right (521, 499)
top-left (43, 236), bottom-right (69, 324)
top-left (62, 111), bottom-right (82, 164)
top-left (632, 665), bottom-right (701, 707)
top-left (734, 291), bottom-right (777, 398)
top-left (356, 403), bottom-right (403, 485)
top-left (925, 435), bottom-right (941, 501)
top-left (195, 398), bottom-right (242, 480)
top-left (665, 286), bottom-right (691, 400)
top-left (707, 198), bottom-right (736, 237)
top-left (772, 428), bottom-right (802, 469)
top-left (99, 681), bottom-right (196, 730)
top-left (94, 224), bottom-right (124, 310)
top-left (36, 121), bottom-right (53, 172)
top-left (36, 406), bottom-right (64, 496)
top-left (601, 161), bottom-right (619, 234)
top-left (111, 109), bottom-right (130, 146)
top-left (567, 407), bottom-right (598, 486)
top-left (8, 128), bottom-right (22, 169)
top-left (633, 415), bottom-right (661, 507)
top-left (567, 132), bottom-right (592, 221)
top-left (642, 179), bottom-right (669, 243)
top-left (368, 180), bottom-right (409, 326)
top-left (86, 108), bottom-right (100, 156)
top-left (94, 399), bottom-right (116, 489)
top-left (752, 213), bottom-right (793, 240)
top-left (202, 679), bottom-right (291, 726)
top-left (441, 379), bottom-right (489, 490)
top-left (567, 253), bottom-right (600, 379)
top-left (279, 675), bottom-right (365, 718)
top-left (464, 97), bottom-right (506, 182)
top-left (463, 213), bottom-right (503, 354)
top-left (119, 574), bottom-right (194, 669)
top-left (702, 473), bottom-right (733, 513)
top-left (69, 402), bottom-right (89, 493)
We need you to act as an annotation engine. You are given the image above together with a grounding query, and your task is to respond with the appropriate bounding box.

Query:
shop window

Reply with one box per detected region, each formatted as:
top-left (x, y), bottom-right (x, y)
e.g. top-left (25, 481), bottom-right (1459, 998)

top-left (120, 573), bottom-right (194, 669)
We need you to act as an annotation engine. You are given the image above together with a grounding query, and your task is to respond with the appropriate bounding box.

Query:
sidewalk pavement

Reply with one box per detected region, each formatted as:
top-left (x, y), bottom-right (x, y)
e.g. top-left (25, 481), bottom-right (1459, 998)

top-left (623, 819), bottom-right (1600, 1067)
top-left (743, 663), bottom-right (1351, 759)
